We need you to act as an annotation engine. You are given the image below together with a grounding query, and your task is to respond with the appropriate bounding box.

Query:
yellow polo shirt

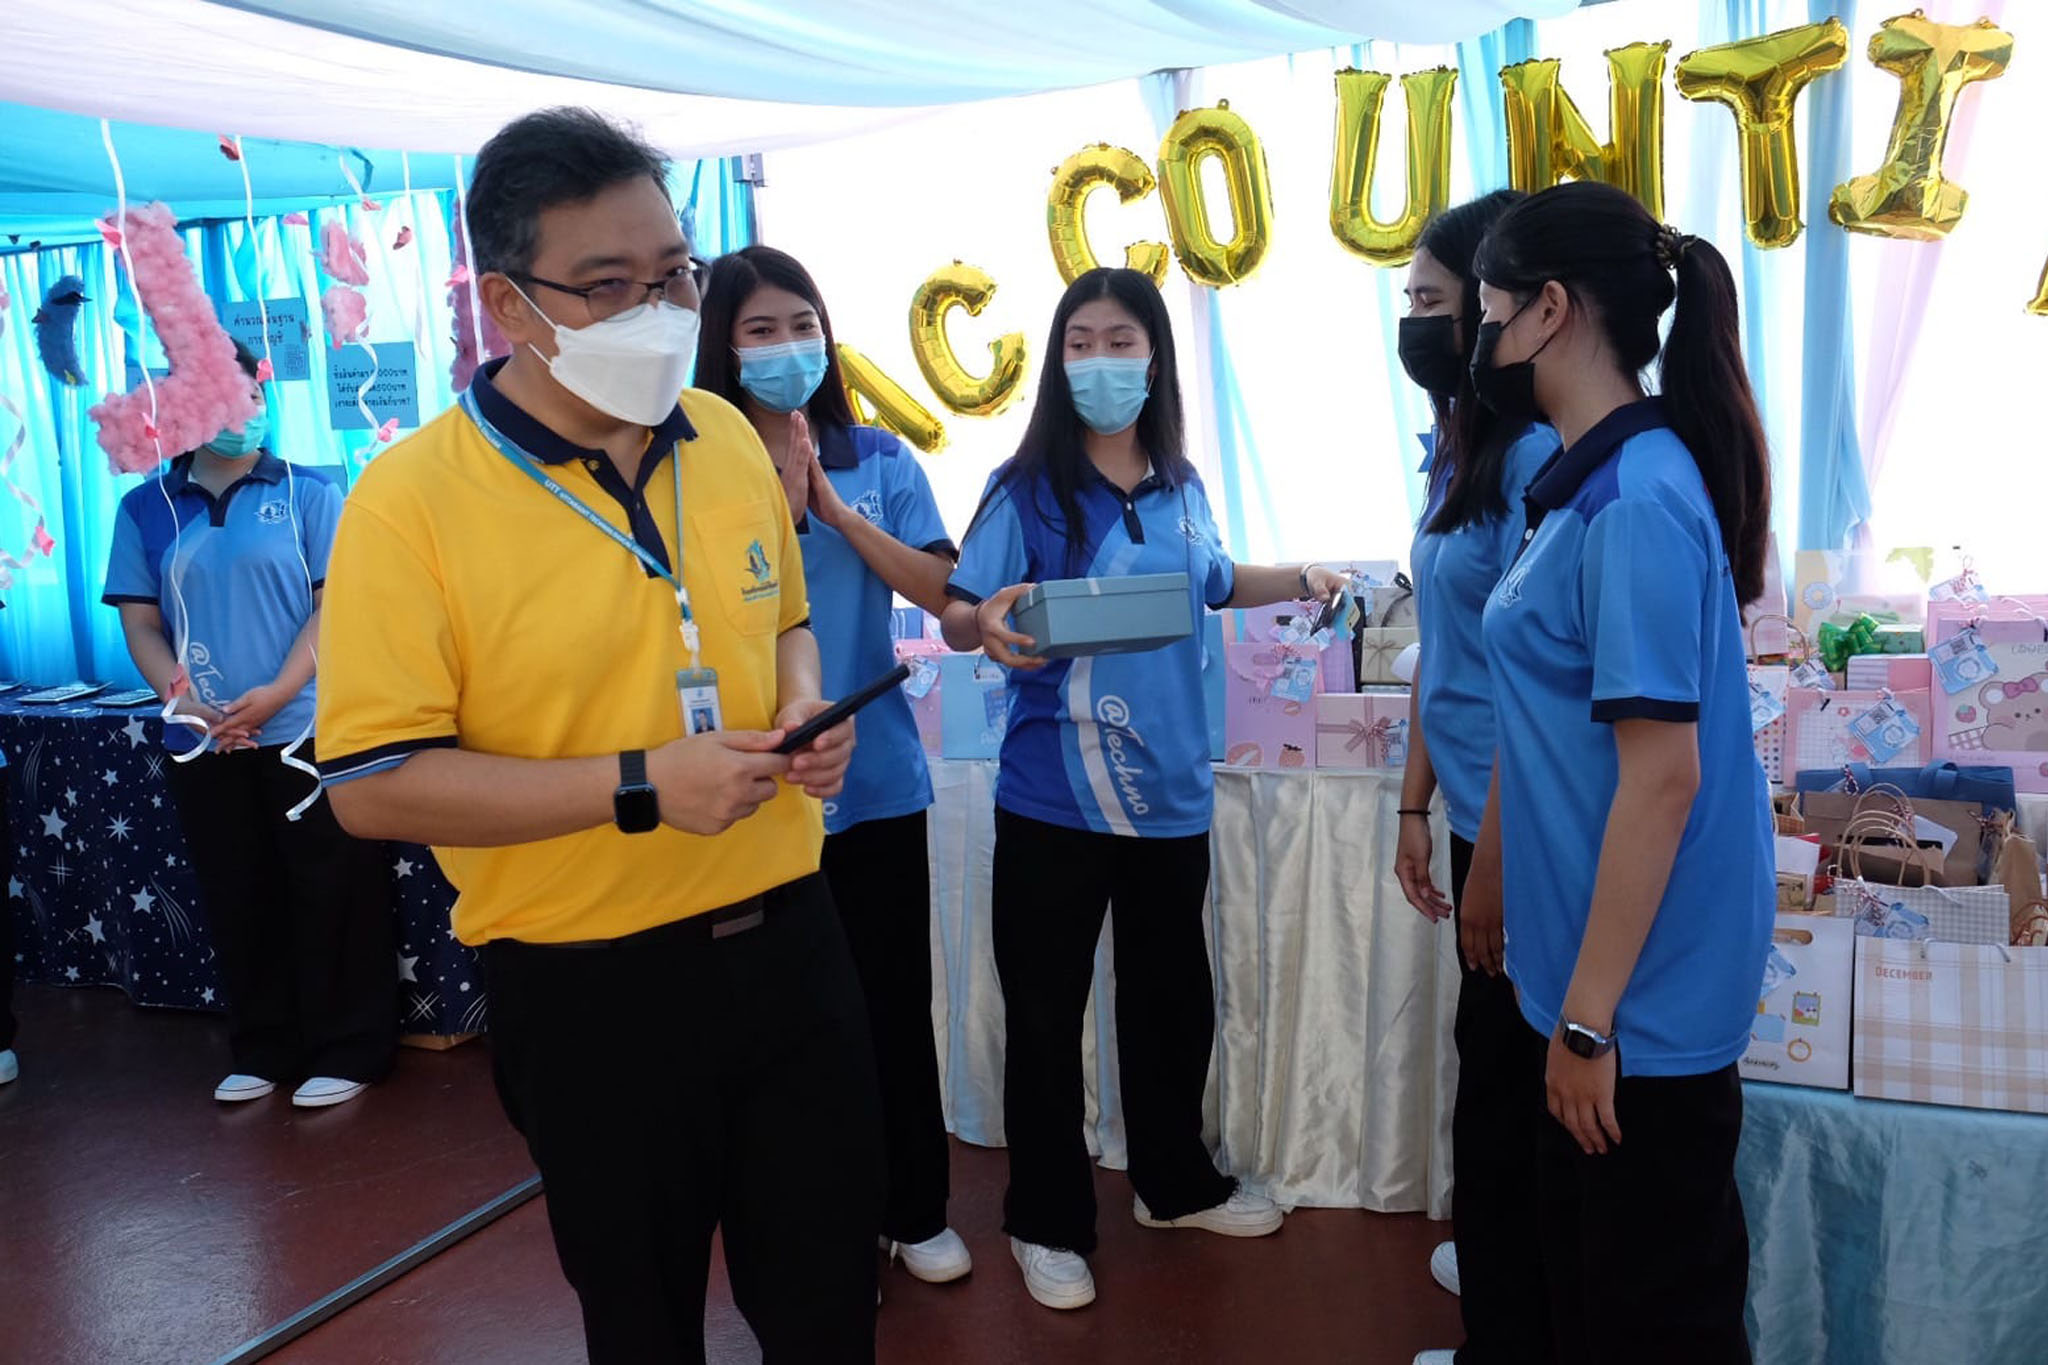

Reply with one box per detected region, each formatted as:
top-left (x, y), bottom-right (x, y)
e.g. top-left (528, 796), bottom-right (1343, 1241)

top-left (316, 368), bottom-right (820, 945)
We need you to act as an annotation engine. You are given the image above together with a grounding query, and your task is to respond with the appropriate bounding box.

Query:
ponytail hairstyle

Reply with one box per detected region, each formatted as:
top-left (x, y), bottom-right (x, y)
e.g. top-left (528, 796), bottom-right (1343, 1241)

top-left (1473, 181), bottom-right (1772, 604)
top-left (1414, 188), bottom-right (1526, 534)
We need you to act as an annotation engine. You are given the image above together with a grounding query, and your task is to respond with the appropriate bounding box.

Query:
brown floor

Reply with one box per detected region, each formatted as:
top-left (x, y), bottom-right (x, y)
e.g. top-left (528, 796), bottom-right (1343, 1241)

top-left (4, 984), bottom-right (1461, 1365)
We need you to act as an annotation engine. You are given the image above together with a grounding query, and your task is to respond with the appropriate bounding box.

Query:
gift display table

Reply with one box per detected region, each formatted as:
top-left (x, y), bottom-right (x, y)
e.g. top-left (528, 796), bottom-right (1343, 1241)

top-left (1, 697), bottom-right (480, 1036)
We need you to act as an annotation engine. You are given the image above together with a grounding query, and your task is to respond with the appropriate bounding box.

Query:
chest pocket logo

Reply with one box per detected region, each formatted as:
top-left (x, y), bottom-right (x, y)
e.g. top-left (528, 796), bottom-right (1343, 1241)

top-left (695, 501), bottom-right (783, 636)
top-left (1495, 553), bottom-right (1533, 608)
top-left (256, 500), bottom-right (290, 525)
top-left (851, 490), bottom-right (885, 527)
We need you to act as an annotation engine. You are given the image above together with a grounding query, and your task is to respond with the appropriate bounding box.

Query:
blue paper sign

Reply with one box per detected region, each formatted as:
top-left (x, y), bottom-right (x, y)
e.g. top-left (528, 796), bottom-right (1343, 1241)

top-left (327, 343), bottom-right (419, 431)
top-left (223, 298), bottom-right (312, 382)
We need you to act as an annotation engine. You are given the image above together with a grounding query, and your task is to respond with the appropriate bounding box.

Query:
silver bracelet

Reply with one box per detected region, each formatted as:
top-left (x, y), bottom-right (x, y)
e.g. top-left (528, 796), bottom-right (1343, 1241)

top-left (1299, 564), bottom-right (1318, 598)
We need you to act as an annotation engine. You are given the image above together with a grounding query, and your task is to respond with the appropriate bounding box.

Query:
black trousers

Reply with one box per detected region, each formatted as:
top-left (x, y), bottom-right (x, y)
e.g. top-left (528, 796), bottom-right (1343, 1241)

top-left (483, 875), bottom-right (885, 1365)
top-left (1, 780), bottom-right (14, 1052)
top-left (164, 747), bottom-right (395, 1082)
top-left (991, 808), bottom-right (1236, 1256)
top-left (1449, 836), bottom-right (1555, 1364)
top-left (1517, 1021), bottom-right (1752, 1363)
top-left (820, 810), bottom-right (950, 1245)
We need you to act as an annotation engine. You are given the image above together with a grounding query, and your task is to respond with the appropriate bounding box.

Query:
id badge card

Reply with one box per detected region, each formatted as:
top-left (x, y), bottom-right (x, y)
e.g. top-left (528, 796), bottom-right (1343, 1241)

top-left (678, 668), bottom-right (724, 736)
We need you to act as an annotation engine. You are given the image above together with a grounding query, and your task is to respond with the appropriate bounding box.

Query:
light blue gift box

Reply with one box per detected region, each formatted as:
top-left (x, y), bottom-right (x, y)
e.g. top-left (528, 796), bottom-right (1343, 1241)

top-left (1012, 573), bottom-right (1192, 659)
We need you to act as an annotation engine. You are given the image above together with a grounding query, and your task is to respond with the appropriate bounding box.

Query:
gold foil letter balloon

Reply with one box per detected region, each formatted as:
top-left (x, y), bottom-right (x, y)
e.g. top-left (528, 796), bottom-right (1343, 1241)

top-left (1829, 12), bottom-right (2014, 241)
top-left (1328, 68), bottom-right (1458, 268)
top-left (1155, 102), bottom-right (1276, 288)
top-left (908, 262), bottom-right (1028, 417)
top-left (1046, 145), bottom-right (1171, 287)
top-left (837, 343), bottom-right (947, 453)
top-left (1675, 19), bottom-right (1850, 248)
top-left (1499, 43), bottom-right (1670, 220)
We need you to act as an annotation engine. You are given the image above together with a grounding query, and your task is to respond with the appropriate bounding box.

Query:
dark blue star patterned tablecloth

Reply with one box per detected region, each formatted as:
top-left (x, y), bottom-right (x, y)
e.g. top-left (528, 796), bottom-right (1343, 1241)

top-left (1, 696), bottom-right (482, 1036)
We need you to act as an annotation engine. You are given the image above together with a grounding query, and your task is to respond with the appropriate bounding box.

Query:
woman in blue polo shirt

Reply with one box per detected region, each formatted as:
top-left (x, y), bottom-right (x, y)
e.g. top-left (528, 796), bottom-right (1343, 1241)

top-left (696, 246), bottom-right (971, 1287)
top-left (103, 342), bottom-right (395, 1109)
top-left (941, 267), bottom-right (1342, 1313)
top-left (1465, 182), bottom-right (1773, 1359)
top-left (1390, 189), bottom-right (1563, 1365)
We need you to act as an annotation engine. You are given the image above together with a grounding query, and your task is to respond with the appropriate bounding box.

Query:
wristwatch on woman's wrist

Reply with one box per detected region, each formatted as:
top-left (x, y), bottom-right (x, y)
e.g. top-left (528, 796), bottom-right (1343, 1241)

top-left (1558, 1018), bottom-right (1617, 1059)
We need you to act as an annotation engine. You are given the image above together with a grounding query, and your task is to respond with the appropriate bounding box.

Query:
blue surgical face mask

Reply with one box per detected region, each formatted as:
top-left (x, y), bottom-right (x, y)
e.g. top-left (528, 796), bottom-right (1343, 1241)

top-left (737, 337), bottom-right (830, 414)
top-left (206, 409), bottom-right (269, 459)
top-left (1065, 355), bottom-right (1152, 435)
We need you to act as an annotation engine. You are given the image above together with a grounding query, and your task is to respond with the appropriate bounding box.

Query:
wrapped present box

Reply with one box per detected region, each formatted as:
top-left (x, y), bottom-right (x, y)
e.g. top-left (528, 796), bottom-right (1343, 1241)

top-left (1355, 627), bottom-right (1419, 686)
top-left (1314, 692), bottom-right (1411, 770)
top-left (1844, 654), bottom-right (1933, 693)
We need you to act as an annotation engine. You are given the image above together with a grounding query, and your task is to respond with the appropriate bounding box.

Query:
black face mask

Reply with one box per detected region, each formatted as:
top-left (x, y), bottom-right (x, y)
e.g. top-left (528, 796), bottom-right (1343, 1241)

top-left (1469, 295), bottom-right (1554, 420)
top-left (1396, 314), bottom-right (1464, 398)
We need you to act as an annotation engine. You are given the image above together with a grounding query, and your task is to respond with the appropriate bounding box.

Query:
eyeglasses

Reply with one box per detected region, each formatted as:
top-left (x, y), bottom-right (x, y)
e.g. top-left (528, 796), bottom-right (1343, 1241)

top-left (514, 257), bottom-right (710, 322)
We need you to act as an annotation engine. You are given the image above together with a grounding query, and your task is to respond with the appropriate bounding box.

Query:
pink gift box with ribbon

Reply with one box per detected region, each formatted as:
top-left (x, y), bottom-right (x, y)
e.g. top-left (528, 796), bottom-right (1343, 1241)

top-left (1314, 692), bottom-right (1412, 770)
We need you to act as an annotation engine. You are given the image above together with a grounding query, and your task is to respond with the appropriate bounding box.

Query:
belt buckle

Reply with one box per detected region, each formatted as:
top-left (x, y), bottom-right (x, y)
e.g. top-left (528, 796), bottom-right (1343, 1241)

top-left (710, 908), bottom-right (766, 939)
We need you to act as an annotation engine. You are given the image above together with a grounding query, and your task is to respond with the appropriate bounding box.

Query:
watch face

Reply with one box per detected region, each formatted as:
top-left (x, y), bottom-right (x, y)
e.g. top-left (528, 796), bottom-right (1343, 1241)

top-left (614, 784), bottom-right (660, 834)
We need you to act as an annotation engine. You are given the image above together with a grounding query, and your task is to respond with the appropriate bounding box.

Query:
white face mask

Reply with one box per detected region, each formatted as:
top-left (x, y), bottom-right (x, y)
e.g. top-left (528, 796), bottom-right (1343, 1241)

top-left (515, 281), bottom-right (700, 427)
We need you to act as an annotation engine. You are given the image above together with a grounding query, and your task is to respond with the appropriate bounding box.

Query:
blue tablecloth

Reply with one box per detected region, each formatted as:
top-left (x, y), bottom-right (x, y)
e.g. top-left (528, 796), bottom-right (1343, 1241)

top-left (1739, 1081), bottom-right (2048, 1363)
top-left (1, 696), bottom-right (479, 1035)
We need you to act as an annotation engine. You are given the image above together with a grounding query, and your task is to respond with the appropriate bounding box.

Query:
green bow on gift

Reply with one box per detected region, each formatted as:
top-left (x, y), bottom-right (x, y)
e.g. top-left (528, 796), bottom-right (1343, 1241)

top-left (1816, 614), bottom-right (1881, 671)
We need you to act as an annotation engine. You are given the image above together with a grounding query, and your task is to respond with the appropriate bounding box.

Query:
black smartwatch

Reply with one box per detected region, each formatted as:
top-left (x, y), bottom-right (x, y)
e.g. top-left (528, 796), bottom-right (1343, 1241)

top-left (1558, 1018), bottom-right (1617, 1060)
top-left (613, 750), bottom-right (659, 834)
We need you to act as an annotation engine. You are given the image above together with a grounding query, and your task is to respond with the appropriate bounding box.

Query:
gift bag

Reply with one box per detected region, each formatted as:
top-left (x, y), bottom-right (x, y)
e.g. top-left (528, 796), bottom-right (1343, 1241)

top-left (1369, 574), bottom-right (1418, 628)
top-left (1791, 548), bottom-right (1934, 633)
top-left (1313, 692), bottom-right (1411, 770)
top-left (895, 640), bottom-right (948, 756)
top-left (1925, 598), bottom-right (2048, 793)
top-left (1749, 663), bottom-right (1789, 784)
top-left (938, 652), bottom-right (1009, 760)
top-left (1831, 876), bottom-right (2012, 946)
top-left (1224, 643), bottom-right (1318, 769)
top-left (1355, 627), bottom-right (1420, 687)
top-left (1784, 688), bottom-right (1931, 773)
top-left (1852, 937), bottom-right (2048, 1113)
top-left (1994, 819), bottom-right (2045, 941)
top-left (1802, 786), bottom-right (1987, 887)
top-left (1742, 913), bottom-right (1853, 1089)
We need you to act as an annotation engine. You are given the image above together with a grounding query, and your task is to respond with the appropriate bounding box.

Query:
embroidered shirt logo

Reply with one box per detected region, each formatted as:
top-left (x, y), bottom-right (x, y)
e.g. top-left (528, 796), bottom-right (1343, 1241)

top-left (851, 490), bottom-right (885, 527)
top-left (1495, 554), bottom-right (1533, 608)
top-left (1177, 515), bottom-right (1205, 545)
top-left (256, 500), bottom-right (290, 525)
top-left (741, 540), bottom-right (779, 602)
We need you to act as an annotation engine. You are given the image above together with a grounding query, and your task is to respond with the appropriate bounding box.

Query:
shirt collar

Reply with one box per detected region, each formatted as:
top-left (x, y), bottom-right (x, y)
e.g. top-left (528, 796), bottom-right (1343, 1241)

top-left (470, 356), bottom-right (698, 465)
top-left (1084, 458), bottom-right (1166, 498)
top-left (815, 421), bottom-right (860, 471)
top-left (1527, 398), bottom-right (1668, 509)
top-left (164, 451), bottom-right (289, 495)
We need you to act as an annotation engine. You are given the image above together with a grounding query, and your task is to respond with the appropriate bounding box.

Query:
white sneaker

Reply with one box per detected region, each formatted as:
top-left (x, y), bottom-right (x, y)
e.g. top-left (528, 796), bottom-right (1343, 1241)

top-left (214, 1073), bottom-right (276, 1103)
top-left (0, 1049), bottom-right (17, 1085)
top-left (1430, 1240), bottom-right (1462, 1296)
top-left (1133, 1188), bottom-right (1284, 1238)
top-left (1414, 1352), bottom-right (1459, 1364)
top-left (890, 1227), bottom-right (973, 1283)
top-left (1009, 1237), bottom-right (1095, 1310)
top-left (291, 1077), bottom-right (368, 1109)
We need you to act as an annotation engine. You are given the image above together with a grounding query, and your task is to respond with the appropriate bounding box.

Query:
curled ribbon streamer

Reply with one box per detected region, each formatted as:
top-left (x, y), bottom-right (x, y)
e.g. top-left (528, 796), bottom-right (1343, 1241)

top-left (99, 119), bottom-right (210, 760)
top-left (241, 136), bottom-right (324, 822)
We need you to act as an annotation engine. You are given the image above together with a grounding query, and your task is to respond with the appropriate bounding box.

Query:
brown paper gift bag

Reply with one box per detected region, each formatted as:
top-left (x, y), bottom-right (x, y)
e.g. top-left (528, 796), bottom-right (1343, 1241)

top-left (1994, 820), bottom-right (2044, 941)
top-left (1802, 787), bottom-right (1984, 887)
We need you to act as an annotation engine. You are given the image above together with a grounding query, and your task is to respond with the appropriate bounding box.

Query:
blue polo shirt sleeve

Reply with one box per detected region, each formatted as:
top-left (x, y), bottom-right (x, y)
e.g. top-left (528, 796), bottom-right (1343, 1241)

top-left (1187, 480), bottom-right (1235, 609)
top-left (881, 437), bottom-right (955, 557)
top-left (299, 473), bottom-right (344, 587)
top-left (948, 473), bottom-right (1029, 605)
top-left (102, 497), bottom-right (160, 605)
top-left (1581, 495), bottom-right (1708, 724)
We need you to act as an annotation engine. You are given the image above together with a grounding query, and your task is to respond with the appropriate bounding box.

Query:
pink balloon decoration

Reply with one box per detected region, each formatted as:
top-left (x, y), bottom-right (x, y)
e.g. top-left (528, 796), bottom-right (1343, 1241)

top-left (320, 220), bottom-right (370, 287)
top-left (321, 286), bottom-right (369, 346)
top-left (88, 204), bottom-right (260, 476)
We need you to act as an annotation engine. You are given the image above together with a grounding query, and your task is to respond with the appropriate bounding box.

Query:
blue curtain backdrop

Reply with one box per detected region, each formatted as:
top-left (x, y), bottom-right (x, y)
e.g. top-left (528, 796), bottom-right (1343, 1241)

top-left (0, 156), bottom-right (755, 684)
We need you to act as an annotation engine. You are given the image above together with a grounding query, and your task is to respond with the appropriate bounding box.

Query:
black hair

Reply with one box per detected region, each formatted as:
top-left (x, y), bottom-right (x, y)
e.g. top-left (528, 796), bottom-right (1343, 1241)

top-left (694, 245), bottom-right (857, 430)
top-left (970, 268), bottom-right (1190, 574)
top-left (1416, 189), bottom-right (1526, 535)
top-left (1473, 181), bottom-right (1773, 604)
top-left (466, 108), bottom-right (672, 278)
top-left (229, 339), bottom-right (261, 382)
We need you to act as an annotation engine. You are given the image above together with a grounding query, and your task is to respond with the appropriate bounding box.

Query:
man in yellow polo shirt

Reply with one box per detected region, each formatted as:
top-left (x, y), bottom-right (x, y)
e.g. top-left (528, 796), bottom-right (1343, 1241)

top-left (316, 108), bottom-right (882, 1363)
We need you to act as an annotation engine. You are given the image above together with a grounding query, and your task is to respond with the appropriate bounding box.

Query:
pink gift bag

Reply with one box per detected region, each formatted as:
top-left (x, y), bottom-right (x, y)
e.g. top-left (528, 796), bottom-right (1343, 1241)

top-left (1314, 692), bottom-right (1412, 770)
top-left (1223, 643), bottom-right (1318, 769)
top-left (1784, 687), bottom-right (1932, 774)
top-left (1927, 598), bottom-right (2048, 792)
